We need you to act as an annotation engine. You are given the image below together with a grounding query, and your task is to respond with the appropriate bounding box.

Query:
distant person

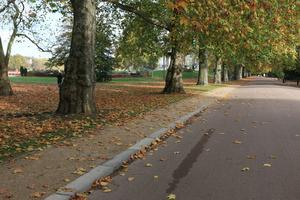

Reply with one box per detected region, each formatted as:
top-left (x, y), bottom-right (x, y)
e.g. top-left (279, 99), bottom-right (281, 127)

top-left (20, 66), bottom-right (24, 76)
top-left (57, 72), bottom-right (64, 87)
top-left (24, 68), bottom-right (28, 76)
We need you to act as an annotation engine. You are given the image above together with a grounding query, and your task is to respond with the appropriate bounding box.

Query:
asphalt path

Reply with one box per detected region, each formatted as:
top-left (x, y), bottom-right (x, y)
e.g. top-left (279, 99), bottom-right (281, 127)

top-left (89, 77), bottom-right (300, 200)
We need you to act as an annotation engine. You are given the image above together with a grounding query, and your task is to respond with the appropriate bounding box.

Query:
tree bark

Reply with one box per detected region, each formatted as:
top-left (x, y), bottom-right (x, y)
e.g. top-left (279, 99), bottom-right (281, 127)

top-left (235, 65), bottom-right (243, 80)
top-left (222, 64), bottom-right (229, 82)
top-left (163, 46), bottom-right (185, 93)
top-left (214, 57), bottom-right (222, 84)
top-left (56, 0), bottom-right (97, 114)
top-left (0, 63), bottom-right (13, 96)
top-left (0, 36), bottom-right (13, 96)
top-left (197, 49), bottom-right (209, 85)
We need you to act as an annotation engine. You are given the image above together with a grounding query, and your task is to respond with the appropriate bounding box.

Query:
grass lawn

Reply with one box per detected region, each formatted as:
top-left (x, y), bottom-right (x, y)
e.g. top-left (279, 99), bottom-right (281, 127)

top-left (10, 76), bottom-right (56, 84)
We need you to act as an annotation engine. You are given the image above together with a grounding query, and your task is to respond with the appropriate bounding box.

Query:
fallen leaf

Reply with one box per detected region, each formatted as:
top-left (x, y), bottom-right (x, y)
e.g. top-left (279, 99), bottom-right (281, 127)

top-left (270, 155), bottom-right (277, 159)
top-left (145, 163), bottom-right (153, 167)
top-left (241, 167), bottom-right (250, 172)
top-left (64, 178), bottom-right (70, 182)
top-left (233, 140), bottom-right (242, 144)
top-left (31, 192), bottom-right (46, 198)
top-left (127, 177), bottom-right (135, 182)
top-left (102, 187), bottom-right (112, 193)
top-left (154, 175), bottom-right (159, 179)
top-left (99, 181), bottom-right (109, 187)
top-left (24, 156), bottom-right (40, 161)
top-left (13, 168), bottom-right (23, 174)
top-left (73, 193), bottom-right (88, 200)
top-left (247, 155), bottom-right (256, 159)
top-left (0, 188), bottom-right (7, 194)
top-left (263, 163), bottom-right (272, 167)
top-left (167, 193), bottom-right (176, 200)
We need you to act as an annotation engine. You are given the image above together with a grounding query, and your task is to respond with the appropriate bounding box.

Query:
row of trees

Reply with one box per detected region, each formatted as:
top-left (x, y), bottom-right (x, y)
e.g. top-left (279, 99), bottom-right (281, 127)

top-left (0, 0), bottom-right (299, 114)
top-left (8, 54), bottom-right (48, 70)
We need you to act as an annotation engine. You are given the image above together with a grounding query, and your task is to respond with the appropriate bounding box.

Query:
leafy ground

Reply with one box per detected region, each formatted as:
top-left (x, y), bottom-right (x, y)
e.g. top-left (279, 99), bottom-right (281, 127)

top-left (1, 77), bottom-right (224, 161)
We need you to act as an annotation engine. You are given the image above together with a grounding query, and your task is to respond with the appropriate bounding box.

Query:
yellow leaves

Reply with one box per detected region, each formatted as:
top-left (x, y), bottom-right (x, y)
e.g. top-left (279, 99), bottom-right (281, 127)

top-left (145, 163), bottom-right (153, 167)
top-left (167, 193), bottom-right (176, 200)
top-left (127, 177), bottom-right (135, 182)
top-left (64, 178), bottom-right (71, 182)
top-left (31, 192), bottom-right (46, 198)
top-left (93, 176), bottom-right (112, 188)
top-left (24, 154), bottom-right (40, 161)
top-left (72, 168), bottom-right (87, 175)
top-left (13, 168), bottom-right (23, 174)
top-left (167, 0), bottom-right (188, 10)
top-left (175, 122), bottom-right (185, 129)
top-left (263, 163), bottom-right (272, 168)
top-left (102, 187), bottom-right (112, 193)
top-left (247, 155), bottom-right (256, 160)
top-left (241, 167), bottom-right (250, 172)
top-left (233, 140), bottom-right (242, 144)
top-left (179, 16), bottom-right (189, 25)
top-left (72, 193), bottom-right (88, 200)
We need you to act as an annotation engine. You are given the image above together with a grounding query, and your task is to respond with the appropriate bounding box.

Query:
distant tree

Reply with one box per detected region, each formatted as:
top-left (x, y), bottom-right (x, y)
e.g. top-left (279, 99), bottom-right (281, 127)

top-left (8, 54), bottom-right (28, 70)
top-left (0, 0), bottom-right (51, 95)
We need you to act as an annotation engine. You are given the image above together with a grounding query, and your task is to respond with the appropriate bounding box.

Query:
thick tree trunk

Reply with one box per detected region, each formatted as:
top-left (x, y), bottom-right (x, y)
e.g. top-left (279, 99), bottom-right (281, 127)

top-left (197, 49), bottom-right (208, 85)
top-left (0, 38), bottom-right (13, 96)
top-left (222, 64), bottom-right (229, 82)
top-left (244, 70), bottom-right (248, 77)
top-left (235, 65), bottom-right (243, 80)
top-left (163, 47), bottom-right (185, 93)
top-left (214, 57), bottom-right (222, 84)
top-left (0, 63), bottom-right (13, 96)
top-left (56, 0), bottom-right (96, 114)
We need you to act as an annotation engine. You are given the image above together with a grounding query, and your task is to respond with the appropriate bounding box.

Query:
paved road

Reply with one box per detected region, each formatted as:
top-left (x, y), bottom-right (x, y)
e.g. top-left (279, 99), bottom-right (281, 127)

top-left (89, 77), bottom-right (300, 200)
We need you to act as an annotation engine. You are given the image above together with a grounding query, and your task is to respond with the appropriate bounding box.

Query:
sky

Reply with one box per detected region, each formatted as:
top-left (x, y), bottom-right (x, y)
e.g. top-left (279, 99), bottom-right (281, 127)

top-left (1, 12), bottom-right (63, 59)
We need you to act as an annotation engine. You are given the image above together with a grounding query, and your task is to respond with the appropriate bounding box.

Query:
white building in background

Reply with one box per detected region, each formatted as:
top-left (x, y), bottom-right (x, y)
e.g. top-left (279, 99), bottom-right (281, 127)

top-left (156, 55), bottom-right (198, 71)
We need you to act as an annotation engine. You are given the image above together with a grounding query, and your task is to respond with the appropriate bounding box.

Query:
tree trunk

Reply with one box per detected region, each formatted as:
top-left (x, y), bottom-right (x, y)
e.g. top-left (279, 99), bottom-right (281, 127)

top-left (222, 64), bottom-right (229, 82)
top-left (0, 37), bottom-right (13, 96)
top-left (235, 65), bottom-right (243, 80)
top-left (163, 46), bottom-right (185, 93)
top-left (0, 63), bottom-right (13, 96)
top-left (244, 70), bottom-right (248, 77)
top-left (197, 50), bottom-right (209, 85)
top-left (56, 0), bottom-right (96, 114)
top-left (214, 57), bottom-right (222, 84)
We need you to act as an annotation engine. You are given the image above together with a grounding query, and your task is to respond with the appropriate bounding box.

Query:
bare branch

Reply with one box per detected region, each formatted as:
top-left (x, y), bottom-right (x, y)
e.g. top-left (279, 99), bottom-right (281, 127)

top-left (16, 33), bottom-right (52, 53)
top-left (0, 0), bottom-right (13, 13)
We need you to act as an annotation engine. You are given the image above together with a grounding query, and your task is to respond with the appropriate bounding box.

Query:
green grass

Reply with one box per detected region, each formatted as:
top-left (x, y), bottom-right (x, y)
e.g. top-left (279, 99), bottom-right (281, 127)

top-left (111, 77), bottom-right (158, 83)
top-left (152, 70), bottom-right (199, 79)
top-left (9, 70), bottom-right (214, 85)
top-left (10, 76), bottom-right (56, 84)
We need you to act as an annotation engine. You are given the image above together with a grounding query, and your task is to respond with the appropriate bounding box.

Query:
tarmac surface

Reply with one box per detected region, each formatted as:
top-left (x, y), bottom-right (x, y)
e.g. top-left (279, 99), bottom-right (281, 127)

top-left (89, 77), bottom-right (300, 200)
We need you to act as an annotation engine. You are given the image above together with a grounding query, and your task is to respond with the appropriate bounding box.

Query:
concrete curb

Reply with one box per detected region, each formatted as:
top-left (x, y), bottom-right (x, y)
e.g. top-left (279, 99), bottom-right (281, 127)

top-left (45, 104), bottom-right (210, 200)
